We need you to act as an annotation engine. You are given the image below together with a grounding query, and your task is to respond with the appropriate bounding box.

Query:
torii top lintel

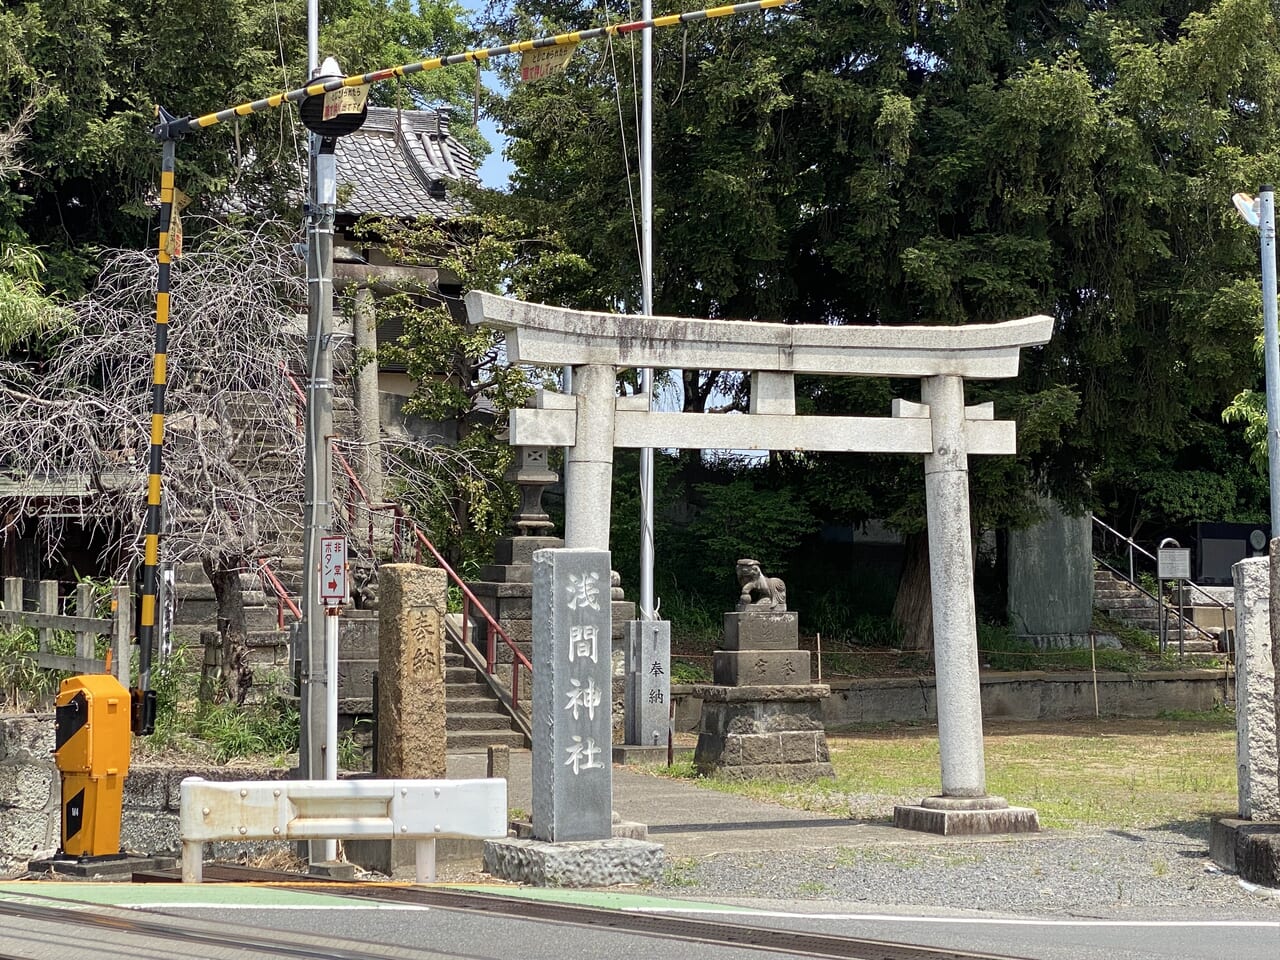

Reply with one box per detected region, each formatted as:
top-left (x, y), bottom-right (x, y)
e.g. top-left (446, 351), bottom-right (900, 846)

top-left (465, 292), bottom-right (1054, 380)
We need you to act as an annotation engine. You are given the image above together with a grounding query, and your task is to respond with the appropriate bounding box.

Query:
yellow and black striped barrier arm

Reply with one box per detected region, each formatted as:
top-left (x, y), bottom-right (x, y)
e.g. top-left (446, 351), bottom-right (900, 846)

top-left (157, 0), bottom-right (791, 137)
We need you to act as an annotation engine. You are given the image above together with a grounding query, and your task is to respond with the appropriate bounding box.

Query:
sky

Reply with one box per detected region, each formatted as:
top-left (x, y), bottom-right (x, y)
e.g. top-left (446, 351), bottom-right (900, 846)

top-left (474, 112), bottom-right (513, 189)
top-left (459, 0), bottom-right (514, 189)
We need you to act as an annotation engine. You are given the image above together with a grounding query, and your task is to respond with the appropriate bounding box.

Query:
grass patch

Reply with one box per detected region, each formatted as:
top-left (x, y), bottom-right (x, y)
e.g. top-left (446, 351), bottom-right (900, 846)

top-left (658, 718), bottom-right (1237, 830)
top-left (133, 646), bottom-right (299, 765)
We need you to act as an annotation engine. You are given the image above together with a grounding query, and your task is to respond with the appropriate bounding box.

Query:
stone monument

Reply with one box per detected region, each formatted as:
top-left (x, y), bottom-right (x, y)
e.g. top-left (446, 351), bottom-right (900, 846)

top-left (482, 548), bottom-right (663, 886)
top-left (1208, 554), bottom-right (1280, 887)
top-left (691, 560), bottom-right (833, 780)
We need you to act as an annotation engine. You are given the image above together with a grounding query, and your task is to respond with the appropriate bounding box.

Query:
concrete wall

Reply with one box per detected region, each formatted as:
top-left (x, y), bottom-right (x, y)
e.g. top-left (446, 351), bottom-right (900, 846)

top-left (1007, 500), bottom-right (1093, 637)
top-left (670, 670), bottom-right (1231, 731)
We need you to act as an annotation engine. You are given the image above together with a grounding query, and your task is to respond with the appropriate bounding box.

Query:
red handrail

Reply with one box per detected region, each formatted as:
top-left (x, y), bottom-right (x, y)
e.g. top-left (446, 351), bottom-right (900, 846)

top-left (256, 558), bottom-right (303, 627)
top-left (281, 366), bottom-right (533, 716)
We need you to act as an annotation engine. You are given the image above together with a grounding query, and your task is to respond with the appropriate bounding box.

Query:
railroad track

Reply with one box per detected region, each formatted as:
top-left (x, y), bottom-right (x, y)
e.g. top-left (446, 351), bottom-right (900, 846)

top-left (0, 866), bottom-right (1033, 960)
top-left (161, 864), bottom-right (1026, 960)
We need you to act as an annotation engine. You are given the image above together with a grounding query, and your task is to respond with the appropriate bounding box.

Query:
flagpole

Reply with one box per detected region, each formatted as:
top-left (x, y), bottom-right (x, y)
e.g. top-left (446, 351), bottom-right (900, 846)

top-left (638, 0), bottom-right (656, 622)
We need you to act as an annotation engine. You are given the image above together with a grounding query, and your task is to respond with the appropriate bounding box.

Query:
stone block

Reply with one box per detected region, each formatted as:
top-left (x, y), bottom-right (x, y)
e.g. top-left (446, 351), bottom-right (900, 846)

top-left (121, 809), bottom-right (181, 856)
top-left (711, 761), bottom-right (835, 781)
top-left (720, 611), bottom-right (799, 650)
top-left (122, 766), bottom-right (168, 811)
top-left (495, 537), bottom-right (563, 565)
top-left (737, 733), bottom-right (782, 765)
top-left (713, 650), bottom-right (810, 686)
top-left (1231, 558), bottom-right (1279, 819)
top-left (531, 548), bottom-right (612, 843)
top-left (477, 564), bottom-right (533, 583)
top-left (0, 807), bottom-right (59, 859)
top-left (1210, 818), bottom-right (1280, 887)
top-left (779, 731), bottom-right (823, 764)
top-left (483, 836), bottom-right (663, 887)
top-left (378, 564), bottom-right (449, 780)
top-left (0, 715), bottom-right (53, 762)
top-left (337, 658), bottom-right (378, 699)
top-left (339, 619), bottom-right (380, 659)
top-left (0, 762), bottom-right (56, 811)
top-left (893, 801), bottom-right (1040, 836)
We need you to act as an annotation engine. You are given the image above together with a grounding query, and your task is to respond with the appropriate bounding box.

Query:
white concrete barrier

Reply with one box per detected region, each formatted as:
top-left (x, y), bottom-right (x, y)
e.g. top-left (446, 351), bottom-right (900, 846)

top-left (179, 777), bottom-right (507, 883)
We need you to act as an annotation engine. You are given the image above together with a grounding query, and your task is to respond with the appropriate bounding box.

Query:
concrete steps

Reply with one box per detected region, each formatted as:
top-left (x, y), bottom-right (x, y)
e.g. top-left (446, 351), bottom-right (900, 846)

top-left (1093, 570), bottom-right (1220, 654)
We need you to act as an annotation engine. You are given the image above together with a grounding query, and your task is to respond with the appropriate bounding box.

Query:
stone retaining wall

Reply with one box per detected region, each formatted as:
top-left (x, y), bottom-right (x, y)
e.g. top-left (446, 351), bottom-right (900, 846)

top-left (0, 713), bottom-right (290, 877)
top-left (671, 669), bottom-right (1231, 731)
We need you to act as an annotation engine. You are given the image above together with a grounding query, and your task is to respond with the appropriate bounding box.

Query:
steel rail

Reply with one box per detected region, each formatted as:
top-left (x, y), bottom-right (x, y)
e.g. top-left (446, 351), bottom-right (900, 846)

top-left (0, 895), bottom-right (451, 960)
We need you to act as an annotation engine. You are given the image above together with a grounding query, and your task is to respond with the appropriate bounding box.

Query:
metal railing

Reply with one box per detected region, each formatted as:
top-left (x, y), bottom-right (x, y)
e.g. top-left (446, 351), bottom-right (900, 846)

top-left (1090, 515), bottom-right (1232, 648)
top-left (280, 368), bottom-right (533, 721)
top-left (255, 559), bottom-right (302, 628)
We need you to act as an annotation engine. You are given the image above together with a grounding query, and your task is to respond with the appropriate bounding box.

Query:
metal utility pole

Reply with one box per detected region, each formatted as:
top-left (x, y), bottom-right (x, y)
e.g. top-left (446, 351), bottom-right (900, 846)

top-left (300, 0), bottom-right (339, 864)
top-left (638, 0), bottom-right (656, 622)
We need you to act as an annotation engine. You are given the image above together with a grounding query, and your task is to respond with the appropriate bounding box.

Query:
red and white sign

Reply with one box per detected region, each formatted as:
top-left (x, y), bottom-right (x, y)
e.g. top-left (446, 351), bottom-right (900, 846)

top-left (320, 536), bottom-right (348, 606)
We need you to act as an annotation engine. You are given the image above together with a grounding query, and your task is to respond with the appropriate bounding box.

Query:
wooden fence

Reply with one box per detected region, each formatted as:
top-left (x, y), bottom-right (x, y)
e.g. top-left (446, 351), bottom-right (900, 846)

top-left (0, 578), bottom-right (132, 685)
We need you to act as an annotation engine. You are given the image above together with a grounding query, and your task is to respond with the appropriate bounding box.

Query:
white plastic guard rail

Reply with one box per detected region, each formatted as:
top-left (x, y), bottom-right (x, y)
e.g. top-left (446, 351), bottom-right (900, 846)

top-left (179, 777), bottom-right (508, 883)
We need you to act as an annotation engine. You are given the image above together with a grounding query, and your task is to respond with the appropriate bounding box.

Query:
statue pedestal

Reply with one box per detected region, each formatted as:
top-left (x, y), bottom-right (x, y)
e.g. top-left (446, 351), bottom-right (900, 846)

top-left (691, 684), bottom-right (834, 780)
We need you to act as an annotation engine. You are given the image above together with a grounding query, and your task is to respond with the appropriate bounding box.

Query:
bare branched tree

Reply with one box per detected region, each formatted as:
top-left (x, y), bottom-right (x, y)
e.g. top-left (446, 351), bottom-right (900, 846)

top-left (0, 221), bottom-right (307, 703)
top-left (1, 219), bottom-right (509, 703)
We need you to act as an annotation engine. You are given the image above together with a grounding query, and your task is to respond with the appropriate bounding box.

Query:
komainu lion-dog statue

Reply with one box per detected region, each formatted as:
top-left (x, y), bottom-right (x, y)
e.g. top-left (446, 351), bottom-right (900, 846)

top-left (735, 558), bottom-right (786, 612)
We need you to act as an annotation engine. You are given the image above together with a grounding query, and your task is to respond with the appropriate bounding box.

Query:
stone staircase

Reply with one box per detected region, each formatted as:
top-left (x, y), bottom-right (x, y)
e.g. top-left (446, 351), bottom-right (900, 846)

top-left (443, 641), bottom-right (527, 752)
top-left (1093, 569), bottom-right (1219, 654)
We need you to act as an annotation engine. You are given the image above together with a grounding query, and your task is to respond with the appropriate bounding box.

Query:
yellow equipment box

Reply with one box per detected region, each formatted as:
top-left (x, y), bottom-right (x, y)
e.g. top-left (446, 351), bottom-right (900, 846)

top-left (54, 674), bottom-right (132, 858)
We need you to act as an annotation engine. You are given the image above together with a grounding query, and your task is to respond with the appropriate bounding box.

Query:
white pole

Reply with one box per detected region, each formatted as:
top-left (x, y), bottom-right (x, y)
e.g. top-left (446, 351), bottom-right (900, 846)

top-left (307, 0), bottom-right (319, 77)
top-left (1258, 187), bottom-right (1280, 539)
top-left (638, 0), bottom-right (656, 621)
top-left (323, 609), bottom-right (338, 863)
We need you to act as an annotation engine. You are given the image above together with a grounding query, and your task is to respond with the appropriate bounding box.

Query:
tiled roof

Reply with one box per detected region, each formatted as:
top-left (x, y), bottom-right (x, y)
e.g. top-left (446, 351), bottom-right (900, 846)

top-left (335, 106), bottom-right (478, 222)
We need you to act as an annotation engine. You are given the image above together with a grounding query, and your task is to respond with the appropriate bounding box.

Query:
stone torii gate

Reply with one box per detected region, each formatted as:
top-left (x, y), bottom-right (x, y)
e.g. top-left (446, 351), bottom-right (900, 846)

top-left (466, 290), bottom-right (1053, 832)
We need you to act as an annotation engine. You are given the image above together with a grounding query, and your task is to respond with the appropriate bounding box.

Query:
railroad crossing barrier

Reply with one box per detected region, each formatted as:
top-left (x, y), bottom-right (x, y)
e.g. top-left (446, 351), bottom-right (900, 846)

top-left (179, 777), bottom-right (507, 882)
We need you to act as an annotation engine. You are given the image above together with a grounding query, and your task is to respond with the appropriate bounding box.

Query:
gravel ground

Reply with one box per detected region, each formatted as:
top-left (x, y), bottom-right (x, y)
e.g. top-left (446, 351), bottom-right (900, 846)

top-left (646, 820), bottom-right (1280, 919)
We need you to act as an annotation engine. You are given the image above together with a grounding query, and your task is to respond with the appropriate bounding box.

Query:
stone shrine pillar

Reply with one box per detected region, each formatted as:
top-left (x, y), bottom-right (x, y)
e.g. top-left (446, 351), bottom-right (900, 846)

top-left (624, 620), bottom-right (671, 747)
top-left (1231, 557), bottom-right (1279, 819)
top-left (531, 548), bottom-right (612, 842)
top-left (893, 377), bottom-right (1039, 834)
top-left (375, 564), bottom-right (448, 779)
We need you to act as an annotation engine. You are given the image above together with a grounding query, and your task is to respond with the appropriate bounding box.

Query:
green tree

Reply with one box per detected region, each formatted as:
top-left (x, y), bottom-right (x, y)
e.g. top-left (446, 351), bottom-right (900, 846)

top-left (483, 0), bottom-right (1279, 651)
top-left (2, 0), bottom-right (483, 296)
top-left (355, 209), bottom-right (594, 566)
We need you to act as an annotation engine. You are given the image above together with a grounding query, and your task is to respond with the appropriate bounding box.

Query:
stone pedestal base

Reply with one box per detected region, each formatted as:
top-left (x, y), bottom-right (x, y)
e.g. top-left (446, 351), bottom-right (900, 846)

top-left (1210, 818), bottom-right (1280, 887)
top-left (692, 684), bottom-right (833, 780)
top-left (482, 836), bottom-right (663, 887)
top-left (893, 796), bottom-right (1040, 835)
top-left (713, 650), bottom-right (810, 686)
